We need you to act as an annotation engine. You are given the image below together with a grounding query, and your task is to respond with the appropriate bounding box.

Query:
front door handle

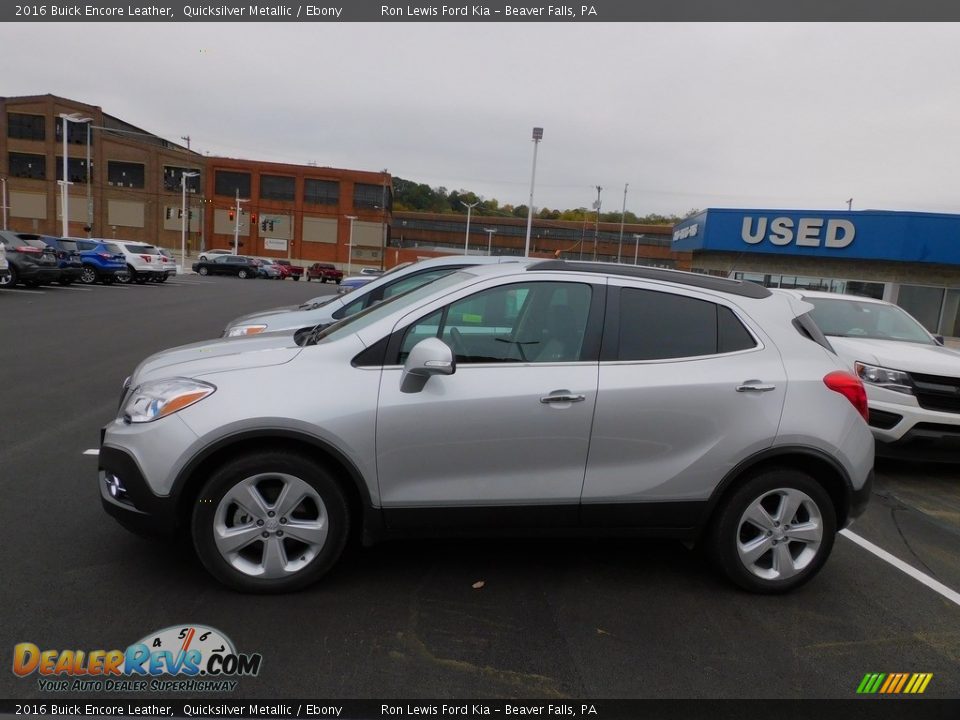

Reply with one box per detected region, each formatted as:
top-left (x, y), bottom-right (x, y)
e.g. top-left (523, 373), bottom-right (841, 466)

top-left (736, 381), bottom-right (777, 393)
top-left (540, 393), bottom-right (586, 404)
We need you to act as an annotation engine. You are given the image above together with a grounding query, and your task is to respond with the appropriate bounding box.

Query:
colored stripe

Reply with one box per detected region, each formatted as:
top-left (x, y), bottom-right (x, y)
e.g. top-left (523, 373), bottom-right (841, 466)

top-left (879, 674), bottom-right (895, 694)
top-left (904, 674), bottom-right (919, 693)
top-left (918, 674), bottom-right (933, 694)
top-left (856, 674), bottom-right (874, 693)
top-left (868, 673), bottom-right (886, 694)
top-left (893, 674), bottom-right (909, 693)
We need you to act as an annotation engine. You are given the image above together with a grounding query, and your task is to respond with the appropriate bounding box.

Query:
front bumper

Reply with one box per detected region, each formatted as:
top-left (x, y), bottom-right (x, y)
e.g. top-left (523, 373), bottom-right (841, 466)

top-left (98, 443), bottom-right (179, 536)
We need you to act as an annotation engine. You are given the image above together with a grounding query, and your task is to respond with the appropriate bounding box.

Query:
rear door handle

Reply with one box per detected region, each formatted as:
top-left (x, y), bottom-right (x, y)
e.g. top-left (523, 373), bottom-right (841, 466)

top-left (540, 393), bottom-right (586, 404)
top-left (736, 381), bottom-right (777, 393)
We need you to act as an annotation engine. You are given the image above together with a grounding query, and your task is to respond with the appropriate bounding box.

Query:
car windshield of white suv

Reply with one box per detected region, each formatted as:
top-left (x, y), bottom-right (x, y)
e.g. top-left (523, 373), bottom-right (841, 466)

top-left (807, 297), bottom-right (935, 344)
top-left (308, 270), bottom-right (476, 346)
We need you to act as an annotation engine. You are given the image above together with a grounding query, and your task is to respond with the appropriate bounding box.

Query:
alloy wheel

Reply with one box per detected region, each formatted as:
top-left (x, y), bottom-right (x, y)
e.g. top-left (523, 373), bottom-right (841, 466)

top-left (736, 487), bottom-right (823, 581)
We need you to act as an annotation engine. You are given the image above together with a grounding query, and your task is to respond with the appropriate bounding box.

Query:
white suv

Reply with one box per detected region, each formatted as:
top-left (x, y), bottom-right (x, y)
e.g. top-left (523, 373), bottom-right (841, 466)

top-left (112, 242), bottom-right (165, 284)
top-left (784, 290), bottom-right (960, 458)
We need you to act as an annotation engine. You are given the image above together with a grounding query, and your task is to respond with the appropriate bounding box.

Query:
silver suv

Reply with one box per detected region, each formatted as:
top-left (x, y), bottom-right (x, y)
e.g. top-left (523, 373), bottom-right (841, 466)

top-left (99, 261), bottom-right (874, 594)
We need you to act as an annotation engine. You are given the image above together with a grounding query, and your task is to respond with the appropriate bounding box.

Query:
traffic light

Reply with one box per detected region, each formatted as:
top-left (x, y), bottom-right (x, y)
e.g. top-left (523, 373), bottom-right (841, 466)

top-left (228, 210), bottom-right (235, 221)
top-left (250, 213), bottom-right (257, 223)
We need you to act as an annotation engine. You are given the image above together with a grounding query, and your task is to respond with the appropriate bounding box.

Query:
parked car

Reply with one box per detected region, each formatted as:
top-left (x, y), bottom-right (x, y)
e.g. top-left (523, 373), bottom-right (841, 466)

top-left (157, 248), bottom-right (178, 281)
top-left (36, 236), bottom-right (84, 285)
top-left (198, 249), bottom-right (234, 262)
top-left (337, 275), bottom-right (376, 294)
top-left (101, 260), bottom-right (873, 594)
top-left (0, 244), bottom-right (8, 283)
top-left (113, 242), bottom-right (166, 284)
top-left (782, 290), bottom-right (960, 459)
top-left (305, 263), bottom-right (343, 284)
top-left (359, 268), bottom-right (384, 277)
top-left (224, 256), bottom-right (514, 337)
top-left (257, 258), bottom-right (282, 279)
top-left (0, 231), bottom-right (62, 288)
top-left (192, 254), bottom-right (260, 279)
top-left (72, 239), bottom-right (130, 284)
top-left (273, 259), bottom-right (303, 280)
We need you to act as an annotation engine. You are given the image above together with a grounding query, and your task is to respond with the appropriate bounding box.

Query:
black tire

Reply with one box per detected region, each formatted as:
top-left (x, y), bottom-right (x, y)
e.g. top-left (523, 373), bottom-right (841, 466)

top-left (707, 468), bottom-right (836, 594)
top-left (198, 266), bottom-right (209, 276)
top-left (238, 269), bottom-right (249, 279)
top-left (191, 451), bottom-right (351, 593)
top-left (79, 265), bottom-right (98, 285)
top-left (120, 265), bottom-right (135, 284)
top-left (0, 266), bottom-right (16, 288)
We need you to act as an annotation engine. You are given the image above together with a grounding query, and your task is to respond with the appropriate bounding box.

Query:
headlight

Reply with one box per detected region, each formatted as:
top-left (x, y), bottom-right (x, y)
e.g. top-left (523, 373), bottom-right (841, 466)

top-left (226, 324), bottom-right (267, 337)
top-left (120, 378), bottom-right (216, 423)
top-left (854, 362), bottom-right (913, 394)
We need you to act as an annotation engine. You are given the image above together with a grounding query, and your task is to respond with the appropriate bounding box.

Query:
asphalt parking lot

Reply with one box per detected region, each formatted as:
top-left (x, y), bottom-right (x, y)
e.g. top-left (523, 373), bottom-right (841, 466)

top-left (1, 275), bottom-right (958, 700)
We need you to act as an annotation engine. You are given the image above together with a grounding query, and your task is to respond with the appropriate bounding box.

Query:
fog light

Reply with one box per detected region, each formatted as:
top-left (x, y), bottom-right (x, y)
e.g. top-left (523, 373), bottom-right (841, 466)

top-left (104, 473), bottom-right (128, 501)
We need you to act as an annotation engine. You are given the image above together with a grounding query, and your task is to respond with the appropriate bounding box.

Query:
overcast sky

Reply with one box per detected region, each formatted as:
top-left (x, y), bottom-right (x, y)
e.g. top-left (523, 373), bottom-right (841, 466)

top-left (5, 23), bottom-right (960, 216)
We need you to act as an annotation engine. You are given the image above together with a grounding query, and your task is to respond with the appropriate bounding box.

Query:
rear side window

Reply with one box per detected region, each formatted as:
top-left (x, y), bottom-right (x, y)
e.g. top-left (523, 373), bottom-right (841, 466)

top-left (59, 240), bottom-right (79, 252)
top-left (104, 243), bottom-right (123, 254)
top-left (618, 288), bottom-right (756, 361)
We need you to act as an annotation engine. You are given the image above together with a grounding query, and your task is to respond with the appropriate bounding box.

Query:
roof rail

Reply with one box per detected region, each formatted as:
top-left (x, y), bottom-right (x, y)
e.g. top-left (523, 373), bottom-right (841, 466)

top-left (527, 260), bottom-right (771, 299)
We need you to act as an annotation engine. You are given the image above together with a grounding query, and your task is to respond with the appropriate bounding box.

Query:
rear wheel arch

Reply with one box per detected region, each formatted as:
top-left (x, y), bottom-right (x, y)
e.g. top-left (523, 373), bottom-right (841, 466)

top-left (173, 431), bottom-right (373, 542)
top-left (702, 447), bottom-right (853, 536)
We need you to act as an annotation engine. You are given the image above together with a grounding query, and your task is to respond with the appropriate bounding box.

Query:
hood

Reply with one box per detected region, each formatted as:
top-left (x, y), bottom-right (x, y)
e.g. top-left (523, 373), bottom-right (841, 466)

top-left (828, 336), bottom-right (960, 377)
top-left (228, 304), bottom-right (304, 326)
top-left (131, 333), bottom-right (303, 385)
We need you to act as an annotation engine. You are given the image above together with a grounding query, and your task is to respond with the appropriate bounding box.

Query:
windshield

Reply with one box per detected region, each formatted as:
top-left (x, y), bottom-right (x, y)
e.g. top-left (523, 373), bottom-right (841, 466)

top-left (309, 270), bottom-right (476, 346)
top-left (806, 297), bottom-right (935, 345)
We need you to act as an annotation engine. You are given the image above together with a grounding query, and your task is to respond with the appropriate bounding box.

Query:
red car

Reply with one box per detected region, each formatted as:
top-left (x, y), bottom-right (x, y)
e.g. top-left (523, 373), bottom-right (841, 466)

top-left (305, 262), bottom-right (343, 284)
top-left (273, 259), bottom-right (303, 280)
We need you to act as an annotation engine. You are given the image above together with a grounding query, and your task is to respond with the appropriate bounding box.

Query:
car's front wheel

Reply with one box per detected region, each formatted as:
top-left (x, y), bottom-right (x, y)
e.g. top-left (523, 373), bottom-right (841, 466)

top-left (238, 269), bottom-right (249, 279)
top-left (708, 469), bottom-right (836, 593)
top-left (0, 267), bottom-right (17, 288)
top-left (191, 452), bottom-right (350, 593)
top-left (198, 266), bottom-right (209, 276)
top-left (80, 265), bottom-right (97, 285)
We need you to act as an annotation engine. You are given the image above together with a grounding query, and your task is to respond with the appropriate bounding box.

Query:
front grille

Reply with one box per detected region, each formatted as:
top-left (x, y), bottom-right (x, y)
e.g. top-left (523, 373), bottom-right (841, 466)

top-left (909, 372), bottom-right (960, 414)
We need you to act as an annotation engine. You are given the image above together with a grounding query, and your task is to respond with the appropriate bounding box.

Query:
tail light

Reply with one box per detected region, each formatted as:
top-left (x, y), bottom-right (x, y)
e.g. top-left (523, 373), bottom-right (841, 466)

top-left (140, 255), bottom-right (152, 262)
top-left (97, 252), bottom-right (113, 259)
top-left (16, 246), bottom-right (42, 254)
top-left (823, 371), bottom-right (869, 422)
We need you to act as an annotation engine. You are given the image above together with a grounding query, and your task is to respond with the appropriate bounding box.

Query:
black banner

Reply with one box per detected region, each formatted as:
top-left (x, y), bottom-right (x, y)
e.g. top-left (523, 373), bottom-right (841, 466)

top-left (1, 700), bottom-right (960, 720)
top-left (5, 0), bottom-right (960, 22)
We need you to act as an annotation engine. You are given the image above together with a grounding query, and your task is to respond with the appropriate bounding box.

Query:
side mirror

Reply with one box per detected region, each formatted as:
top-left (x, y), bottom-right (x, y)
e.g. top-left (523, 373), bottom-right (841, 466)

top-left (934, 334), bottom-right (945, 346)
top-left (401, 337), bottom-right (455, 393)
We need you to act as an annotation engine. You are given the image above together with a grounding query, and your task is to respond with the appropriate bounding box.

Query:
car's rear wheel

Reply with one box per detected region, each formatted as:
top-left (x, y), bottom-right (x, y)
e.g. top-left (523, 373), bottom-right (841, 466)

top-left (708, 469), bottom-right (836, 593)
top-left (191, 451), bottom-right (350, 593)
top-left (198, 266), bottom-right (209, 276)
top-left (0, 267), bottom-right (17, 288)
top-left (80, 265), bottom-right (97, 285)
top-left (238, 269), bottom-right (249, 279)
top-left (121, 265), bottom-right (135, 284)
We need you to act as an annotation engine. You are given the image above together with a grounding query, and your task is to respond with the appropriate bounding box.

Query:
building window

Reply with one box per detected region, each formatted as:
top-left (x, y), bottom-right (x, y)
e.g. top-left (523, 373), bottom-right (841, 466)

top-left (55, 157), bottom-right (91, 183)
top-left (107, 161), bottom-right (145, 188)
top-left (163, 166), bottom-right (201, 192)
top-left (8, 152), bottom-right (46, 179)
top-left (304, 179), bottom-right (339, 206)
top-left (260, 175), bottom-right (295, 202)
top-left (54, 119), bottom-right (91, 144)
top-left (353, 183), bottom-right (386, 209)
top-left (214, 170), bottom-right (251, 198)
top-left (8, 113), bottom-right (46, 140)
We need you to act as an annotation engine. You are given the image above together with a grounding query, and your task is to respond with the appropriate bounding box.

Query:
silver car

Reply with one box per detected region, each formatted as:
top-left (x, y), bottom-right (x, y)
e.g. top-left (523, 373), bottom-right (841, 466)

top-left (223, 255), bottom-right (526, 337)
top-left (100, 261), bottom-right (874, 594)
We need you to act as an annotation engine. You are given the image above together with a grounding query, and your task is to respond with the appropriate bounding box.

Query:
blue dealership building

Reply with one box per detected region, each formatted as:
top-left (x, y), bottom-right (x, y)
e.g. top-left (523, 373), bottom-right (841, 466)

top-left (672, 208), bottom-right (960, 339)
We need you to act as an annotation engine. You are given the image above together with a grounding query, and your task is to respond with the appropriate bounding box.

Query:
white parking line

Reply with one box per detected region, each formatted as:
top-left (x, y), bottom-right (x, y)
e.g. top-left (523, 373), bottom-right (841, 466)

top-left (46, 285), bottom-right (93, 291)
top-left (841, 529), bottom-right (960, 608)
top-left (1, 288), bottom-right (46, 294)
top-left (83, 449), bottom-right (99, 456)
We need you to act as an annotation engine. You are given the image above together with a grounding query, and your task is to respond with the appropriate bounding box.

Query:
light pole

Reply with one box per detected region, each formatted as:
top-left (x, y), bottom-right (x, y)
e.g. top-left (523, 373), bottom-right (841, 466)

top-left (59, 113), bottom-right (91, 237)
top-left (180, 171), bottom-right (199, 272)
top-left (233, 189), bottom-right (249, 255)
top-left (592, 185), bottom-right (602, 261)
top-left (617, 183), bottom-right (628, 263)
top-left (84, 121), bottom-right (93, 236)
top-left (0, 176), bottom-right (7, 231)
top-left (483, 228), bottom-right (497, 256)
top-left (460, 199), bottom-right (479, 255)
top-left (523, 127), bottom-right (543, 257)
top-left (633, 233), bottom-right (642, 265)
top-left (345, 215), bottom-right (357, 275)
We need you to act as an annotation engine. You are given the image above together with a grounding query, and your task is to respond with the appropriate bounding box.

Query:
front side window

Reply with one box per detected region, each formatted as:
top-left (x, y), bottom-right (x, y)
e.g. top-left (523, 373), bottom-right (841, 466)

top-left (399, 281), bottom-right (592, 365)
top-left (618, 288), bottom-right (757, 361)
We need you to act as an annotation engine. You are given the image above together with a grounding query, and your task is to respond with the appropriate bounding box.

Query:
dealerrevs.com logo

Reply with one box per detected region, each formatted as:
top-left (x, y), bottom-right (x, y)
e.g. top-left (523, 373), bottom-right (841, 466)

top-left (12, 624), bottom-right (262, 692)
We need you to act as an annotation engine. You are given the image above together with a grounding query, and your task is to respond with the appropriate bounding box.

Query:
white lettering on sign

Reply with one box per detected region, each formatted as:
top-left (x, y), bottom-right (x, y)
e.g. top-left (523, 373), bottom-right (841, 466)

top-left (672, 223), bottom-right (698, 242)
top-left (740, 217), bottom-right (855, 249)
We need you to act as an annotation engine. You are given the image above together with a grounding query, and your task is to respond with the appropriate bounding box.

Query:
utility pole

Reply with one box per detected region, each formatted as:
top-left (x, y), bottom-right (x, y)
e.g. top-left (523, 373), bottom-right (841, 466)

top-left (181, 135), bottom-right (191, 150)
top-left (523, 127), bottom-right (543, 257)
top-left (592, 185), bottom-right (602, 261)
top-left (617, 183), bottom-right (628, 263)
